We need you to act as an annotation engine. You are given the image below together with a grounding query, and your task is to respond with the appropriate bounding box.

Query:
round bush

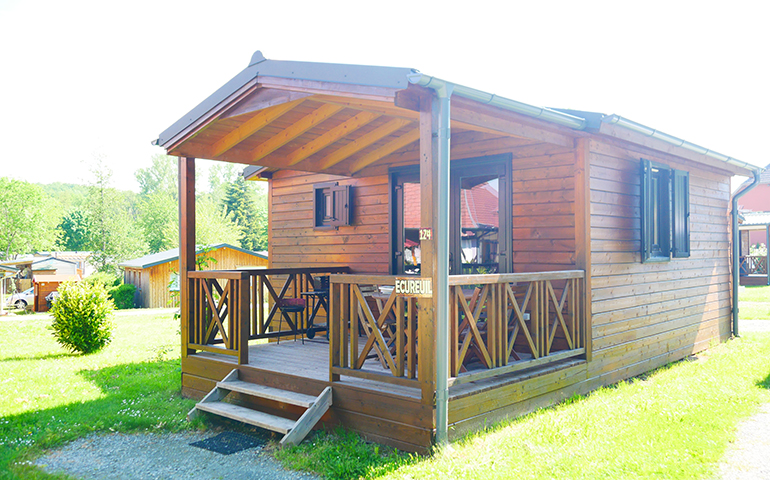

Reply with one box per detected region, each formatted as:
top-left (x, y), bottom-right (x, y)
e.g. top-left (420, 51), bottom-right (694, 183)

top-left (110, 283), bottom-right (137, 310)
top-left (50, 281), bottom-right (115, 354)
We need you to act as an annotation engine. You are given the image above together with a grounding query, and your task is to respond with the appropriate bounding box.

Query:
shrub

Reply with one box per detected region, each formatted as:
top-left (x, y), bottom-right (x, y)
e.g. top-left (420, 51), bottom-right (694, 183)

top-left (50, 281), bottom-right (114, 354)
top-left (83, 271), bottom-right (120, 291)
top-left (110, 283), bottom-right (136, 310)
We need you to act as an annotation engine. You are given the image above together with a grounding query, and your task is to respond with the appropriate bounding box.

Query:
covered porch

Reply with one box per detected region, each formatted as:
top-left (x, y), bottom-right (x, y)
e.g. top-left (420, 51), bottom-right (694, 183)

top-left (158, 51), bottom-right (592, 450)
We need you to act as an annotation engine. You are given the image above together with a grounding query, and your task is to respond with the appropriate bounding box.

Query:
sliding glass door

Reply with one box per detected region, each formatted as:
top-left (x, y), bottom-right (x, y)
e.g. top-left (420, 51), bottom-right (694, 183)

top-left (391, 154), bottom-right (511, 275)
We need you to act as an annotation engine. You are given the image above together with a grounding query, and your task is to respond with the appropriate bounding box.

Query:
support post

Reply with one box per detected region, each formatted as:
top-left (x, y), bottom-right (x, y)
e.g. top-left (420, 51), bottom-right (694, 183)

top-left (179, 157), bottom-right (196, 358)
top-left (418, 85), bottom-right (452, 446)
top-left (574, 138), bottom-right (592, 361)
top-left (766, 225), bottom-right (769, 286)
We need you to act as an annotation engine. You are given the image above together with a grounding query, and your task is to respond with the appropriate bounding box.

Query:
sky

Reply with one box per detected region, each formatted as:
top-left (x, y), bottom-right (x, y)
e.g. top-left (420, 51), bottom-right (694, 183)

top-left (1, 0), bottom-right (767, 192)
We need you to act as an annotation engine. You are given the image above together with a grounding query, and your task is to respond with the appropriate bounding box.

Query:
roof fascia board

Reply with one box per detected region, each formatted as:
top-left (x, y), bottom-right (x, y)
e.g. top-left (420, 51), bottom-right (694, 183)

top-left (119, 243), bottom-right (267, 270)
top-left (599, 116), bottom-right (760, 176)
top-left (597, 122), bottom-right (757, 177)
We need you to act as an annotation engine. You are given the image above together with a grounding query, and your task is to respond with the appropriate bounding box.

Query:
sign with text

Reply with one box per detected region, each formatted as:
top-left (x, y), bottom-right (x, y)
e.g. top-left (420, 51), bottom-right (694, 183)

top-left (395, 277), bottom-right (433, 298)
top-left (419, 228), bottom-right (432, 241)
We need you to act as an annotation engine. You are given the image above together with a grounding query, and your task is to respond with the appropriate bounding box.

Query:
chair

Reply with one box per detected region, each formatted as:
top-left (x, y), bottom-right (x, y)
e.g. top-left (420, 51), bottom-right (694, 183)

top-left (276, 297), bottom-right (306, 344)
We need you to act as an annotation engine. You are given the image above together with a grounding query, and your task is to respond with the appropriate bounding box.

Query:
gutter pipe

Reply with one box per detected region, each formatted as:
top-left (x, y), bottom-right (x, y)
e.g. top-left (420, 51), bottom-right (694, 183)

top-left (732, 171), bottom-right (762, 337)
top-left (407, 72), bottom-right (588, 130)
top-left (602, 115), bottom-right (757, 172)
top-left (406, 72), bottom-right (452, 447)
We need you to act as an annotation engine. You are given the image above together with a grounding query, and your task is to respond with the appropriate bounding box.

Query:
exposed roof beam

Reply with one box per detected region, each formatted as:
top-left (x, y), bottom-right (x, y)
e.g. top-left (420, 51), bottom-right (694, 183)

top-left (249, 103), bottom-right (343, 162)
top-left (350, 129), bottom-right (420, 173)
top-left (319, 118), bottom-right (412, 170)
top-left (285, 111), bottom-right (380, 166)
top-left (313, 95), bottom-right (418, 121)
top-left (210, 98), bottom-right (305, 157)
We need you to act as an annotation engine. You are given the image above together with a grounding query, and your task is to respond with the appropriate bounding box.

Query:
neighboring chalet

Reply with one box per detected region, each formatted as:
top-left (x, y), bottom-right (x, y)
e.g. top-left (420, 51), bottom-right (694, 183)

top-left (155, 51), bottom-right (761, 452)
top-left (738, 212), bottom-right (770, 286)
top-left (120, 244), bottom-right (268, 308)
top-left (0, 252), bottom-right (90, 294)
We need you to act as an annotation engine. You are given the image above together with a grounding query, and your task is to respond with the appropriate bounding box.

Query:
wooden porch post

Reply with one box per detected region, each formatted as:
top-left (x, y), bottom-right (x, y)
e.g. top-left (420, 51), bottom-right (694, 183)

top-left (760, 225), bottom-right (770, 285)
top-left (179, 157), bottom-right (196, 358)
top-left (418, 94), bottom-right (438, 408)
top-left (574, 138), bottom-right (592, 361)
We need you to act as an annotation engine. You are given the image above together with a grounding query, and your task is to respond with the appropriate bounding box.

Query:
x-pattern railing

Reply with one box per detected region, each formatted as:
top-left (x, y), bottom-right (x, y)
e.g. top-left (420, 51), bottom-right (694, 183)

top-left (449, 270), bottom-right (585, 384)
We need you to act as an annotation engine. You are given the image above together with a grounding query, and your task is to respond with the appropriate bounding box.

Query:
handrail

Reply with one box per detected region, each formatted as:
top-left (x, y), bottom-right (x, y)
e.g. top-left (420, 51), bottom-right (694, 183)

top-left (447, 270), bottom-right (585, 285)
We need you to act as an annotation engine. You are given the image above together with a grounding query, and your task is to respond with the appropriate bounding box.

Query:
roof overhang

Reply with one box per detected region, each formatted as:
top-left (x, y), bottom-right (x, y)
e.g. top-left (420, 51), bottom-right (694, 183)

top-left (158, 51), bottom-right (761, 179)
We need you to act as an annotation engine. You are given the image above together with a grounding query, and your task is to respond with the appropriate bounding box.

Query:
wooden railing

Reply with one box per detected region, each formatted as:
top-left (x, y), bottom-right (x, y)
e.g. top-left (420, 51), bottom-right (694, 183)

top-left (186, 266), bottom-right (350, 364)
top-left (740, 255), bottom-right (767, 276)
top-left (448, 270), bottom-right (586, 386)
top-left (328, 275), bottom-right (419, 388)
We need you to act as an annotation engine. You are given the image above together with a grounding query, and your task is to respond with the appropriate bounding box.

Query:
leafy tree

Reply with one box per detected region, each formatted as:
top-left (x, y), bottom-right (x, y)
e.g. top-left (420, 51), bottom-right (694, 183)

top-left (207, 163), bottom-right (240, 203)
top-left (163, 196), bottom-right (241, 247)
top-left (137, 191), bottom-right (177, 253)
top-left (86, 158), bottom-right (147, 273)
top-left (56, 210), bottom-right (95, 251)
top-left (0, 178), bottom-right (52, 259)
top-left (136, 154), bottom-right (178, 198)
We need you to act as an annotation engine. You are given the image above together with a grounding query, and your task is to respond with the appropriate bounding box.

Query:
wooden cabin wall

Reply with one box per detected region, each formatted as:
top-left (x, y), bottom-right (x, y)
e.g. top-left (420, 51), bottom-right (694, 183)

top-left (586, 138), bottom-right (732, 387)
top-left (269, 171), bottom-right (390, 274)
top-left (135, 248), bottom-right (267, 308)
top-left (509, 144), bottom-right (577, 273)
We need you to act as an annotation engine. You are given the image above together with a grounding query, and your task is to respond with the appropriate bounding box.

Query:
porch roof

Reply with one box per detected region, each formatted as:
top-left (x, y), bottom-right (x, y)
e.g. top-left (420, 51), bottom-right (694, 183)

top-left (156, 51), bottom-right (759, 178)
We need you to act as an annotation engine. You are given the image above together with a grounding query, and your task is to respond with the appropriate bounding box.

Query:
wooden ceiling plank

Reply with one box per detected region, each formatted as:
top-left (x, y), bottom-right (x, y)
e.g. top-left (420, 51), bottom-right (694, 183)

top-left (286, 111), bottom-right (380, 166)
top-left (350, 129), bottom-right (420, 173)
top-left (319, 118), bottom-right (412, 169)
top-left (210, 98), bottom-right (305, 157)
top-left (249, 103), bottom-right (343, 162)
top-left (313, 95), bottom-right (419, 121)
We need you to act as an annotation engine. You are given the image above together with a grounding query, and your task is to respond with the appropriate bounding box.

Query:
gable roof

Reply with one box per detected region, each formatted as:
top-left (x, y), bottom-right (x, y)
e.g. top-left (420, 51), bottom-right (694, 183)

top-left (31, 257), bottom-right (78, 271)
top-left (118, 243), bottom-right (268, 270)
top-left (160, 51), bottom-right (761, 178)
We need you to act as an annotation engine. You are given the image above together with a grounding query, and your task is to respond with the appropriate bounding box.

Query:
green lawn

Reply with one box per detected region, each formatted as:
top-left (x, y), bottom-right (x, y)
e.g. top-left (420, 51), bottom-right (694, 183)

top-left (739, 285), bottom-right (770, 319)
top-left (3, 301), bottom-right (770, 479)
top-left (0, 309), bottom-right (198, 479)
top-left (279, 333), bottom-right (770, 479)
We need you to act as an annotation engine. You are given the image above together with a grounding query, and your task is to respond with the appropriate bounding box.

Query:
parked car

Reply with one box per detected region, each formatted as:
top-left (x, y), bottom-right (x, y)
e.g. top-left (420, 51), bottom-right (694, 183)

top-left (6, 287), bottom-right (34, 309)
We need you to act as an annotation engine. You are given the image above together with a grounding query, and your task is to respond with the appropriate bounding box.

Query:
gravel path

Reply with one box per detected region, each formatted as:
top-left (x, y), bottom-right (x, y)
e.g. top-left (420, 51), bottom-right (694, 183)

top-left (34, 431), bottom-right (318, 480)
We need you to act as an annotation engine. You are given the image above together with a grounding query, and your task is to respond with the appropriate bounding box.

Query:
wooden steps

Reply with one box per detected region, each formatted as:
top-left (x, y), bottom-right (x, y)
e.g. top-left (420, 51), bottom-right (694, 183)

top-left (188, 369), bottom-right (332, 447)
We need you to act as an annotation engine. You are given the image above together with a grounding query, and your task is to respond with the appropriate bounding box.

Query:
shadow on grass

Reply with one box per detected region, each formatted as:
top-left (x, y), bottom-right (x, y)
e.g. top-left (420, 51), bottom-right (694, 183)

top-left (0, 352), bottom-right (78, 362)
top-left (0, 358), bottom-right (197, 479)
top-left (757, 371), bottom-right (770, 389)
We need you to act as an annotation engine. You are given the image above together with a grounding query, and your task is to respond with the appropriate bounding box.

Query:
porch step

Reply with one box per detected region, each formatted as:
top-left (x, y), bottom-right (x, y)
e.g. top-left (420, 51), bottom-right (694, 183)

top-left (216, 380), bottom-right (317, 408)
top-left (189, 369), bottom-right (332, 447)
top-left (194, 401), bottom-right (296, 434)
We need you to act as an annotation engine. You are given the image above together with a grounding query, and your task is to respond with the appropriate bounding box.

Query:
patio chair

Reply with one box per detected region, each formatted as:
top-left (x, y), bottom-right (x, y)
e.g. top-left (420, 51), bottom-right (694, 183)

top-left (276, 297), bottom-right (306, 344)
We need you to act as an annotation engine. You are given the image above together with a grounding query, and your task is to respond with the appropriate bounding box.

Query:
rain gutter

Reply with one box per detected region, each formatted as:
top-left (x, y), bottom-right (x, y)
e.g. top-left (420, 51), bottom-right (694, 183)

top-left (731, 171), bottom-right (762, 337)
top-left (407, 72), bottom-right (588, 130)
top-left (602, 115), bottom-right (757, 172)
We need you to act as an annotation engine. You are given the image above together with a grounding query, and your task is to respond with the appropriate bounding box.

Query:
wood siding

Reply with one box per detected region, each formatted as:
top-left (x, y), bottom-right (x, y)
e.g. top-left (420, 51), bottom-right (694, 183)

top-left (586, 138), bottom-right (732, 387)
top-left (126, 247), bottom-right (268, 308)
top-left (269, 171), bottom-right (390, 274)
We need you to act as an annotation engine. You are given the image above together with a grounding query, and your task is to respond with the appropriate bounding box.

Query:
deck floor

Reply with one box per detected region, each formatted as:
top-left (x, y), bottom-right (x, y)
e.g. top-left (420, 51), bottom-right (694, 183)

top-left (196, 338), bottom-right (421, 398)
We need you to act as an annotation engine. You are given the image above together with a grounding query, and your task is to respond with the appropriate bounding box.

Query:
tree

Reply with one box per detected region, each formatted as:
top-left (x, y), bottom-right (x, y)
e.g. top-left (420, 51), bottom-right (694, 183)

top-left (136, 154), bottom-right (178, 198)
top-left (221, 177), bottom-right (266, 251)
top-left (0, 178), bottom-right (52, 260)
top-left (86, 158), bottom-right (147, 273)
top-left (56, 209), bottom-right (95, 251)
top-left (163, 196), bottom-right (241, 247)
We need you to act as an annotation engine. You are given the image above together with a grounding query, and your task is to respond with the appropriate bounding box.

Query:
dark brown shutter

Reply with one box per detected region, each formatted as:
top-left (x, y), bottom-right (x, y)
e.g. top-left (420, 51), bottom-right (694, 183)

top-left (671, 169), bottom-right (690, 258)
top-left (330, 185), bottom-right (350, 226)
top-left (640, 159), bottom-right (653, 263)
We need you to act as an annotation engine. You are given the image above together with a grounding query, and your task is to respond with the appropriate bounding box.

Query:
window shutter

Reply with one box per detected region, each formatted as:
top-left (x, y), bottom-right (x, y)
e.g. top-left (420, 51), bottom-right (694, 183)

top-left (640, 159), bottom-right (653, 263)
top-left (671, 169), bottom-right (690, 258)
top-left (330, 185), bottom-right (351, 226)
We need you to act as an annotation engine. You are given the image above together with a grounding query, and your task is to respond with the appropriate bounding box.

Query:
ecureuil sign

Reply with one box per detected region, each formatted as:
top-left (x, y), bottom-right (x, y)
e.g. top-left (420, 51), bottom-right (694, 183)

top-left (394, 277), bottom-right (433, 298)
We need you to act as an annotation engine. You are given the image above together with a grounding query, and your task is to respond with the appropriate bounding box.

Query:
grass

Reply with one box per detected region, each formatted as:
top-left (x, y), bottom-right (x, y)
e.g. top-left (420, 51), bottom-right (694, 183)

top-left (738, 285), bottom-right (770, 319)
top-left (0, 308), bottom-right (199, 479)
top-left (279, 333), bottom-right (770, 480)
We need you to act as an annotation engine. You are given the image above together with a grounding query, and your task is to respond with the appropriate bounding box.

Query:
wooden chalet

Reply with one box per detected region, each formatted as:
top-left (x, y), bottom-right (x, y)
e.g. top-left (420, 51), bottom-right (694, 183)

top-left (155, 51), bottom-right (761, 452)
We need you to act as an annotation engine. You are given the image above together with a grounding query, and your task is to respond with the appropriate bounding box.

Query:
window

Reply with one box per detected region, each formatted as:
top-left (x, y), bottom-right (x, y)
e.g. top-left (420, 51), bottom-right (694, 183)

top-left (641, 159), bottom-right (689, 262)
top-left (390, 154), bottom-right (512, 275)
top-left (314, 182), bottom-right (351, 229)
